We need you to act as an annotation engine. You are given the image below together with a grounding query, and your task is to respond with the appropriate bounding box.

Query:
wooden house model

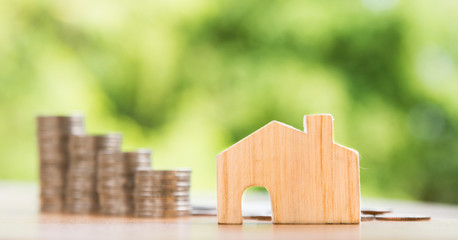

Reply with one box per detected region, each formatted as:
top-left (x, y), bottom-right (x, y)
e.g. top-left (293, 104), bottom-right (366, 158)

top-left (217, 114), bottom-right (360, 224)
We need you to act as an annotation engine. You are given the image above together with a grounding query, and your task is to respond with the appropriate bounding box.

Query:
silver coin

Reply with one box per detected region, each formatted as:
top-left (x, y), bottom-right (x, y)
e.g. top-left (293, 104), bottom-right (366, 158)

top-left (133, 194), bottom-right (189, 200)
top-left (135, 201), bottom-right (191, 206)
top-left (65, 201), bottom-right (97, 209)
top-left (135, 177), bottom-right (190, 183)
top-left (98, 194), bottom-right (131, 199)
top-left (361, 208), bottom-right (392, 215)
top-left (135, 174), bottom-right (191, 179)
top-left (361, 214), bottom-right (375, 221)
top-left (97, 179), bottom-right (131, 185)
top-left (97, 171), bottom-right (129, 177)
top-left (133, 185), bottom-right (190, 190)
top-left (134, 192), bottom-right (189, 197)
top-left (101, 204), bottom-right (133, 210)
top-left (134, 184), bottom-right (190, 189)
top-left (375, 214), bottom-right (431, 221)
top-left (38, 116), bottom-right (86, 215)
top-left (128, 165), bottom-right (151, 170)
top-left (66, 207), bottom-right (97, 214)
top-left (97, 191), bottom-right (131, 198)
top-left (133, 190), bottom-right (189, 196)
top-left (136, 169), bottom-right (191, 176)
top-left (100, 199), bottom-right (132, 205)
top-left (134, 177), bottom-right (190, 183)
top-left (123, 149), bottom-right (153, 155)
top-left (100, 208), bottom-right (132, 215)
top-left (134, 199), bottom-right (190, 205)
top-left (97, 183), bottom-right (131, 190)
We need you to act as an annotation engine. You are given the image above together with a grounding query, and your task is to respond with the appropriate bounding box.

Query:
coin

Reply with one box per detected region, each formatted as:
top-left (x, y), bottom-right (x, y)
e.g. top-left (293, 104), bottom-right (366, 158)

top-left (375, 215), bottom-right (431, 221)
top-left (133, 169), bottom-right (191, 218)
top-left (134, 197), bottom-right (189, 202)
top-left (37, 115), bottom-right (86, 212)
top-left (135, 170), bottom-right (191, 177)
top-left (96, 150), bottom-right (132, 215)
top-left (134, 186), bottom-right (191, 192)
top-left (137, 169), bottom-right (191, 174)
top-left (134, 201), bottom-right (191, 208)
top-left (101, 208), bottom-right (133, 215)
top-left (361, 208), bottom-right (392, 215)
top-left (66, 134), bottom-right (122, 214)
top-left (133, 191), bottom-right (190, 197)
top-left (361, 214), bottom-right (375, 221)
top-left (97, 149), bottom-right (153, 216)
top-left (134, 179), bottom-right (191, 185)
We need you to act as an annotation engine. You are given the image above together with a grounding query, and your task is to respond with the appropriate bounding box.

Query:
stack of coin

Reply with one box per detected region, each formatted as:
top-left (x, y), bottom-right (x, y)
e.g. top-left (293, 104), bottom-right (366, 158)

top-left (122, 149), bottom-right (153, 214)
top-left (134, 170), bottom-right (191, 217)
top-left (66, 134), bottom-right (122, 213)
top-left (97, 150), bottom-right (131, 215)
top-left (124, 149), bottom-right (153, 175)
top-left (36, 115), bottom-right (85, 212)
top-left (96, 149), bottom-right (152, 215)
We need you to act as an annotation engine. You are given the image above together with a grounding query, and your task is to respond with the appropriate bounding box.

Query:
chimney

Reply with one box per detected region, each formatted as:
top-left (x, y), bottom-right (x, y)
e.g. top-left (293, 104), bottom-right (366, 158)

top-left (303, 114), bottom-right (334, 144)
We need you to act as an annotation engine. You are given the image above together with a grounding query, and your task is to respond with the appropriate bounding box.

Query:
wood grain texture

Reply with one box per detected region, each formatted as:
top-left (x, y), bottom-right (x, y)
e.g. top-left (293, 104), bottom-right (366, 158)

top-left (217, 114), bottom-right (360, 224)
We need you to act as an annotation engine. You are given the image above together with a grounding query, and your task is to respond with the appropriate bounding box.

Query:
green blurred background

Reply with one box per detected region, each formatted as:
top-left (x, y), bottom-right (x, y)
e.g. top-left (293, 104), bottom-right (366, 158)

top-left (0, 0), bottom-right (457, 203)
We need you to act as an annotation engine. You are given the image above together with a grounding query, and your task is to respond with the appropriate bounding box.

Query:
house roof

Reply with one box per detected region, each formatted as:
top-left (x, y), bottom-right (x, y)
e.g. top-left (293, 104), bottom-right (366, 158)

top-left (217, 116), bottom-right (358, 157)
top-left (216, 121), bottom-right (304, 157)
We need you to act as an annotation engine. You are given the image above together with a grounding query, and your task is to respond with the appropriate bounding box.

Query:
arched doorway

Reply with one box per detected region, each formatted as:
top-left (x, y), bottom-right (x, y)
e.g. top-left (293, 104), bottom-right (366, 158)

top-left (241, 186), bottom-right (272, 222)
